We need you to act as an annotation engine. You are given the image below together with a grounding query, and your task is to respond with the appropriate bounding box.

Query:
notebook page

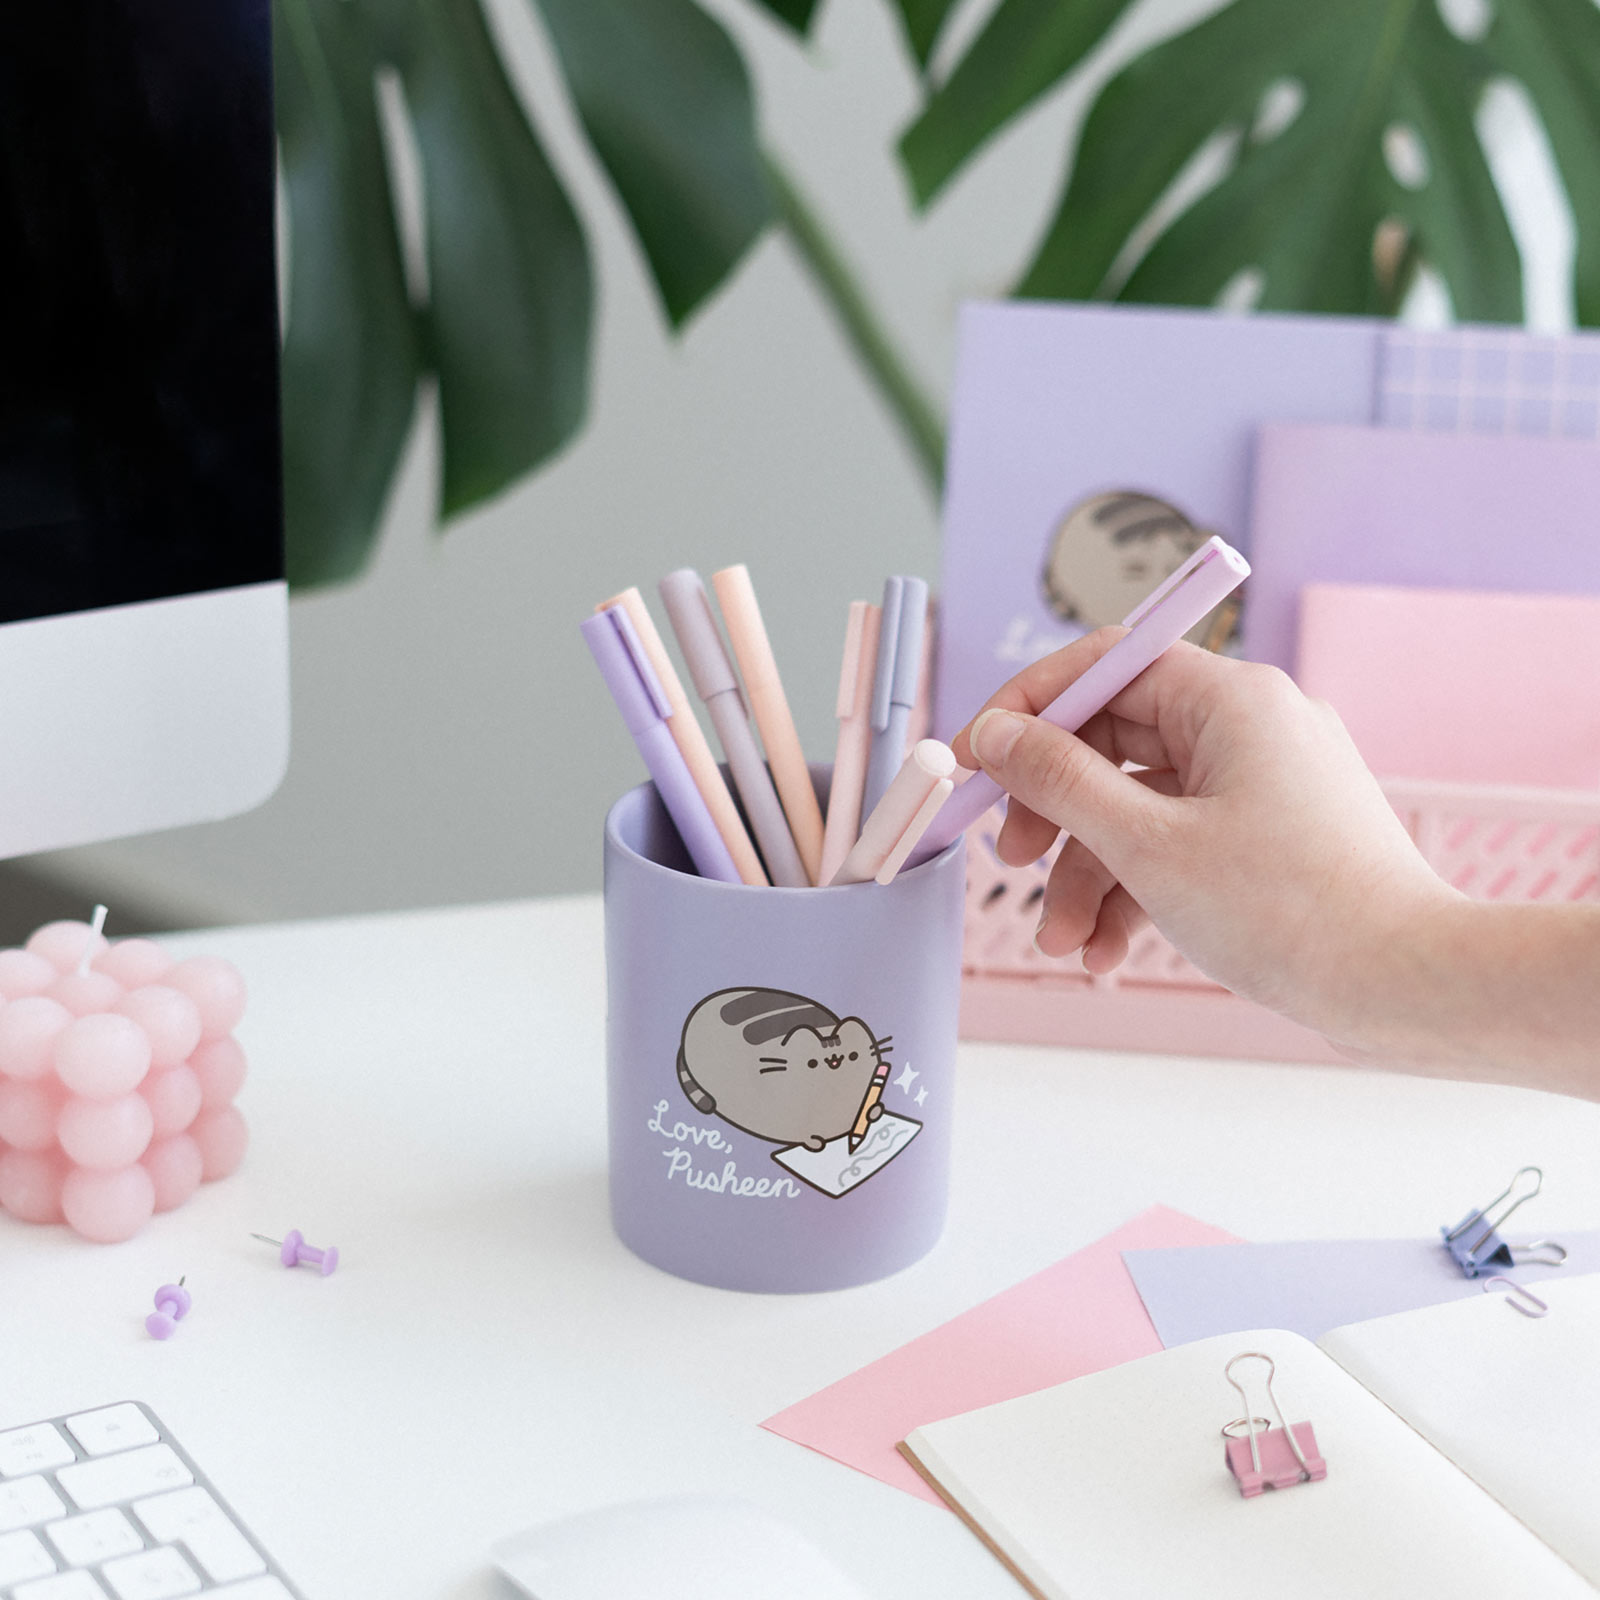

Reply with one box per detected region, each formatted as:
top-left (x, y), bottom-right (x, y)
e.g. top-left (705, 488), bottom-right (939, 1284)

top-left (902, 1329), bottom-right (1589, 1600)
top-left (1319, 1273), bottom-right (1600, 1587)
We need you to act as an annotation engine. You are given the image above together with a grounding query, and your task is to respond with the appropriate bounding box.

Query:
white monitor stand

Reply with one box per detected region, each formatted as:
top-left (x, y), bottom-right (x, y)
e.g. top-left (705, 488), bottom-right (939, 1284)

top-left (0, 0), bottom-right (289, 860)
top-left (0, 585), bottom-right (289, 860)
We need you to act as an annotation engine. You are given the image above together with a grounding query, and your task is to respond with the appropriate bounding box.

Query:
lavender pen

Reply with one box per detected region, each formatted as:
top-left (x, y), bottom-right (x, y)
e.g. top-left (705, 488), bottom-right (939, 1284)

top-left (862, 575), bottom-right (929, 822)
top-left (903, 536), bottom-right (1251, 870)
top-left (581, 606), bottom-right (742, 883)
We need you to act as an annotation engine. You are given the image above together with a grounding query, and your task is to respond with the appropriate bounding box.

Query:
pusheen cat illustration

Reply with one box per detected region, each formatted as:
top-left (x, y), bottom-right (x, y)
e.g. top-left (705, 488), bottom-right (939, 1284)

top-left (1041, 489), bottom-right (1239, 649)
top-left (676, 988), bottom-right (891, 1151)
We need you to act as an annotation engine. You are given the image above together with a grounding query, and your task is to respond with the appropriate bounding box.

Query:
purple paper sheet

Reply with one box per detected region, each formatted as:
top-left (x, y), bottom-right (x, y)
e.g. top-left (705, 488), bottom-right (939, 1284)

top-left (1123, 1233), bottom-right (1600, 1347)
top-left (1241, 423), bottom-right (1600, 672)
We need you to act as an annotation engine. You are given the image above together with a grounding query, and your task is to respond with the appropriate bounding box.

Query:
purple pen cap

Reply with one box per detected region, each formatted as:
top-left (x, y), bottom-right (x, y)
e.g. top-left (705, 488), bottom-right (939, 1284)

top-left (581, 607), bottom-right (672, 733)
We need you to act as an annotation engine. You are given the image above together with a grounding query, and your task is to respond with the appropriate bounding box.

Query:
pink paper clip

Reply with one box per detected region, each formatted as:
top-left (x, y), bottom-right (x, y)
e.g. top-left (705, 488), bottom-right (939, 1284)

top-left (1222, 1352), bottom-right (1326, 1498)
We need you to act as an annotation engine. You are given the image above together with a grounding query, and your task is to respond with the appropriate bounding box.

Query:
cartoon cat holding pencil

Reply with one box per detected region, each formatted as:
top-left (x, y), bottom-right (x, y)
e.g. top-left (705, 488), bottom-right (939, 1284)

top-left (676, 987), bottom-right (890, 1152)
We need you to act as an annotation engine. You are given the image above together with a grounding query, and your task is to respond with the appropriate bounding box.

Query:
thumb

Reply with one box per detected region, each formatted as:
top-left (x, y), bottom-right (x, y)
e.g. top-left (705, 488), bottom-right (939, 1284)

top-left (968, 707), bottom-right (1167, 872)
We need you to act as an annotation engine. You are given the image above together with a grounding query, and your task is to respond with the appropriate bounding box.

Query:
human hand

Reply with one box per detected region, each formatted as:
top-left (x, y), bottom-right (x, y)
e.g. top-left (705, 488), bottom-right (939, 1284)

top-left (953, 631), bottom-right (1460, 1047)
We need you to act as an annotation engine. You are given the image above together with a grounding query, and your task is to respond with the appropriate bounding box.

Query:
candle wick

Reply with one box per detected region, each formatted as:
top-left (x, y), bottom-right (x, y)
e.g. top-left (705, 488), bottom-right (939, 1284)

top-left (76, 903), bottom-right (109, 977)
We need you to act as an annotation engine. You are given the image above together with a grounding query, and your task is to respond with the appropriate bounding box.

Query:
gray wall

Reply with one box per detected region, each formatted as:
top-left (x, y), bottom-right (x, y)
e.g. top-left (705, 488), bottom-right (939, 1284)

top-left (16, 0), bottom-right (1572, 930)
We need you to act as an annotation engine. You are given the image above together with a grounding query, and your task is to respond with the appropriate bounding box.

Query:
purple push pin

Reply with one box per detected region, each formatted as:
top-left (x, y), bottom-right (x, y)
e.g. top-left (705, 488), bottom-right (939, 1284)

top-left (145, 1278), bottom-right (191, 1340)
top-left (252, 1229), bottom-right (339, 1276)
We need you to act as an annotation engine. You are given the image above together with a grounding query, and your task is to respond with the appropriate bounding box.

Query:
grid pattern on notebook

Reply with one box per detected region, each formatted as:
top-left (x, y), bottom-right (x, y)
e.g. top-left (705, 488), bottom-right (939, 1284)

top-left (0, 1402), bottom-right (302, 1599)
top-left (1378, 327), bottom-right (1600, 439)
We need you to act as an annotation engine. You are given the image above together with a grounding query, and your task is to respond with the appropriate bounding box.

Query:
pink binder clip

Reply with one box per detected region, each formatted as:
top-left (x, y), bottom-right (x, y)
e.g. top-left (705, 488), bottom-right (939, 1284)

top-left (1222, 1352), bottom-right (1326, 1498)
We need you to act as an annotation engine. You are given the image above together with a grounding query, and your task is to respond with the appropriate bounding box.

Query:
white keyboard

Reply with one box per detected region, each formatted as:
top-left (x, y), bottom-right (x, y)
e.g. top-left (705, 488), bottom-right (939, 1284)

top-left (0, 1404), bottom-right (302, 1599)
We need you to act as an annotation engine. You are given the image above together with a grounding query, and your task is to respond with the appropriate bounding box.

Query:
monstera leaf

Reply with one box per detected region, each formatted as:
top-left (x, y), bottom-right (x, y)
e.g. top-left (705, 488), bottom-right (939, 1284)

top-left (744, 0), bottom-right (823, 31)
top-left (274, 0), bottom-right (772, 586)
top-left (902, 0), bottom-right (1600, 322)
top-left (279, 0), bottom-right (1600, 588)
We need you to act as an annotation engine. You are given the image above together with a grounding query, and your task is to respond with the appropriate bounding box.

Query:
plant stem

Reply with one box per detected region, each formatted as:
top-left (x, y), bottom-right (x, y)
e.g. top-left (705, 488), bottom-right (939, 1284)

top-left (762, 148), bottom-right (947, 493)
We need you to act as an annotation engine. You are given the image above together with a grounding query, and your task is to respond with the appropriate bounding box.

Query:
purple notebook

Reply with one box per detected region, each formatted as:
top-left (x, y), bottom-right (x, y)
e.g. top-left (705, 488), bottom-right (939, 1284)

top-left (1242, 423), bottom-right (1600, 672)
top-left (934, 302), bottom-right (1382, 736)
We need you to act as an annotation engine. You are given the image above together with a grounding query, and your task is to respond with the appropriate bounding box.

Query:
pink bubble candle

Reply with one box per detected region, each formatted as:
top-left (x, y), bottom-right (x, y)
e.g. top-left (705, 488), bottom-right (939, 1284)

top-left (0, 913), bottom-right (250, 1243)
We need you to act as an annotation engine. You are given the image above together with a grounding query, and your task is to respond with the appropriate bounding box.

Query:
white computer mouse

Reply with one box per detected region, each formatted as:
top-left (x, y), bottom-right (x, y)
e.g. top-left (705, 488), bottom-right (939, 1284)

top-left (490, 1494), bottom-right (872, 1600)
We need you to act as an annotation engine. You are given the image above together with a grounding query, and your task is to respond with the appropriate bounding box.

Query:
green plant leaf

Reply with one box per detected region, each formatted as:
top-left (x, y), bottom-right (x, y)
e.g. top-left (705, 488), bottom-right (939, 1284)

top-left (1013, 0), bottom-right (1521, 322)
top-left (1391, 16), bottom-right (1520, 322)
top-left (1486, 0), bottom-right (1600, 325)
top-left (742, 0), bottom-right (821, 33)
top-left (535, 0), bottom-right (773, 327)
top-left (274, 0), bottom-right (421, 587)
top-left (891, 0), bottom-right (964, 70)
top-left (381, 0), bottom-right (593, 519)
top-left (898, 0), bottom-right (1132, 205)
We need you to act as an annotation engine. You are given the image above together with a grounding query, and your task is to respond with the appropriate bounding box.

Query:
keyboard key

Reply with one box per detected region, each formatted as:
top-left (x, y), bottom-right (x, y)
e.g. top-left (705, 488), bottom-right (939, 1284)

top-left (0, 1527), bottom-right (56, 1585)
top-left (0, 1425), bottom-right (76, 1479)
top-left (15, 1573), bottom-right (109, 1599)
top-left (58, 1447), bottom-right (192, 1511)
top-left (212, 1582), bottom-right (295, 1599)
top-left (99, 1546), bottom-right (200, 1599)
top-left (134, 1488), bottom-right (265, 1584)
top-left (0, 1476), bottom-right (66, 1532)
top-left (47, 1507), bottom-right (145, 1566)
top-left (63, 1407), bottom-right (159, 1460)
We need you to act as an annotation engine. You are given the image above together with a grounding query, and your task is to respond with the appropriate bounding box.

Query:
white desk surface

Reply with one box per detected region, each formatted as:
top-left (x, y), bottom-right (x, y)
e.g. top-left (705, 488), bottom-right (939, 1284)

top-left (5, 895), bottom-right (1598, 1600)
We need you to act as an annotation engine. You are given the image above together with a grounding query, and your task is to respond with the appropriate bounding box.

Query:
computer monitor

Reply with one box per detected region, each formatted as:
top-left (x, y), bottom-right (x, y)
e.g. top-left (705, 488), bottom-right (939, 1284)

top-left (0, 0), bottom-right (289, 861)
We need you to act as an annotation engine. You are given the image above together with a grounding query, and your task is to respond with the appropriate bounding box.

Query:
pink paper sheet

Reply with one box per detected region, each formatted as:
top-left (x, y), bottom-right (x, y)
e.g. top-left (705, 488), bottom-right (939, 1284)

top-left (760, 1205), bottom-right (1237, 1504)
top-left (1297, 583), bottom-right (1600, 789)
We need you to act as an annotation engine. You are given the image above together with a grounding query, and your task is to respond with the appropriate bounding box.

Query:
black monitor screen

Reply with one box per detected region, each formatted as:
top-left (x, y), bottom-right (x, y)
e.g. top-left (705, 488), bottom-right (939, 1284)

top-left (0, 0), bottom-right (281, 626)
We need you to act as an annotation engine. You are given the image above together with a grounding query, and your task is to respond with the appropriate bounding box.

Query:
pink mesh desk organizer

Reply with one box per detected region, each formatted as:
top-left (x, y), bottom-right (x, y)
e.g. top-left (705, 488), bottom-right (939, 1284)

top-left (959, 784), bottom-right (1600, 1061)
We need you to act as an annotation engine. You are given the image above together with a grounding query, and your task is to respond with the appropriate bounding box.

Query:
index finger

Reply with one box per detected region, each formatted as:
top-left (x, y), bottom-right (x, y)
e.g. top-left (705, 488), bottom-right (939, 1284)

top-left (949, 627), bottom-right (1128, 770)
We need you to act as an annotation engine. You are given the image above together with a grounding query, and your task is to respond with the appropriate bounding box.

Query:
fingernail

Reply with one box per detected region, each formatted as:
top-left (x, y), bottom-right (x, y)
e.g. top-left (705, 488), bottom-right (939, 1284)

top-left (971, 709), bottom-right (1025, 768)
top-left (1031, 912), bottom-right (1050, 956)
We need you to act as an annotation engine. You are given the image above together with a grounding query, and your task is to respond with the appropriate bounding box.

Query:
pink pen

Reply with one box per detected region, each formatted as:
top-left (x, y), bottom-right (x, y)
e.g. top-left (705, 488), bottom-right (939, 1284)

top-left (831, 739), bottom-right (956, 887)
top-left (659, 569), bottom-right (810, 889)
top-left (712, 564), bottom-right (826, 884)
top-left (818, 601), bottom-right (881, 886)
top-left (904, 535), bottom-right (1251, 869)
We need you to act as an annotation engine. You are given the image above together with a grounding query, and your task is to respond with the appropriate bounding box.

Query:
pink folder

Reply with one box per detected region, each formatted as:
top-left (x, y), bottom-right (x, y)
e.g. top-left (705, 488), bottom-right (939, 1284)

top-left (1297, 583), bottom-right (1600, 790)
top-left (760, 1205), bottom-right (1236, 1505)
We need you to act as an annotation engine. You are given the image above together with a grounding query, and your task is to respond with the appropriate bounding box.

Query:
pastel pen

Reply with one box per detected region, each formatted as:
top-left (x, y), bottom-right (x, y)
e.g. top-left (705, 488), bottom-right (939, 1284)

top-left (847, 1060), bottom-right (890, 1153)
top-left (581, 605), bottom-right (742, 883)
top-left (861, 575), bottom-right (930, 822)
top-left (817, 601), bottom-right (881, 886)
top-left (830, 738), bottom-right (956, 887)
top-left (597, 588), bottom-right (767, 886)
top-left (659, 569), bottom-right (809, 889)
top-left (905, 593), bottom-right (937, 749)
top-left (712, 564), bottom-right (825, 884)
top-left (904, 535), bottom-right (1251, 870)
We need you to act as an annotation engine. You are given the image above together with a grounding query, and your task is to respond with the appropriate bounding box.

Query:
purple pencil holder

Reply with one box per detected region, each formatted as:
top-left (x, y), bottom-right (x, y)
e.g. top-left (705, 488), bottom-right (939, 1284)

top-left (603, 772), bottom-right (966, 1292)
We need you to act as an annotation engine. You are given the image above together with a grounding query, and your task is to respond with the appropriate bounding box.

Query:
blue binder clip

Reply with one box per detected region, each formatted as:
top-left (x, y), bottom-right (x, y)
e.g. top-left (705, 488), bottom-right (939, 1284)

top-left (1441, 1166), bottom-right (1562, 1277)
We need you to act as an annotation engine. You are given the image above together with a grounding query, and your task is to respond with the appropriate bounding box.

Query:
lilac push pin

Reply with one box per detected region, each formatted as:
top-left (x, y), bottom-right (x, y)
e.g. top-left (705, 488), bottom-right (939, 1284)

top-left (252, 1229), bottom-right (339, 1276)
top-left (145, 1278), bottom-right (191, 1340)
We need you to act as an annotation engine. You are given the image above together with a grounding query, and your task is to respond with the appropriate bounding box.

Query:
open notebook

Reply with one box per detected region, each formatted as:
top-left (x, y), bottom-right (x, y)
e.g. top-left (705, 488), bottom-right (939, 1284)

top-left (900, 1274), bottom-right (1600, 1599)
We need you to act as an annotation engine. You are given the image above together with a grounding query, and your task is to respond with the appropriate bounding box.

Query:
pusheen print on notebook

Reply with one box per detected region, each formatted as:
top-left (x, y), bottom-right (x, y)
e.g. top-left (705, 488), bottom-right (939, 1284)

top-left (933, 302), bottom-right (1382, 737)
top-left (674, 987), bottom-right (923, 1198)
